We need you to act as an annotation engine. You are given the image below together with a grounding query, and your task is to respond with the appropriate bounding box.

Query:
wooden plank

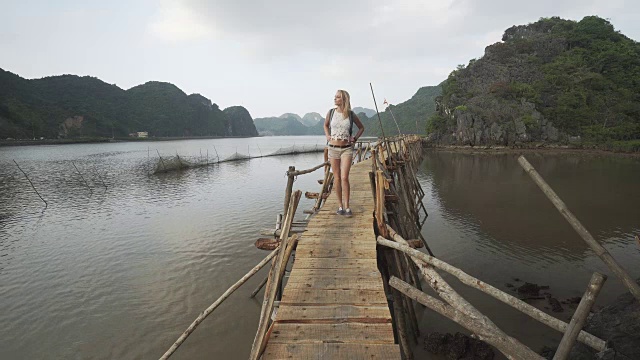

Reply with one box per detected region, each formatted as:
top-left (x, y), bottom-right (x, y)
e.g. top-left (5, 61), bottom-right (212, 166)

top-left (258, 160), bottom-right (399, 359)
top-left (268, 323), bottom-right (395, 344)
top-left (287, 268), bottom-right (382, 278)
top-left (284, 276), bottom-right (383, 290)
top-left (295, 247), bottom-right (377, 258)
top-left (262, 343), bottom-right (400, 360)
top-left (292, 258), bottom-right (378, 269)
top-left (276, 305), bottom-right (392, 323)
top-left (280, 289), bottom-right (388, 305)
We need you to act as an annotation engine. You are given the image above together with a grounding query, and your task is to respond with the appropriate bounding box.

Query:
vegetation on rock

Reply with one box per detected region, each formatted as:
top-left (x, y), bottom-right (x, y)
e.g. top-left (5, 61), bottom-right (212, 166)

top-left (428, 16), bottom-right (640, 151)
top-left (0, 69), bottom-right (257, 139)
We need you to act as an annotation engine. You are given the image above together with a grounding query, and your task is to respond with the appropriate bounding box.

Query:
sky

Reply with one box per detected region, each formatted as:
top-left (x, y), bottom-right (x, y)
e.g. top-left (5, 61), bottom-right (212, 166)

top-left (1, 0), bottom-right (638, 118)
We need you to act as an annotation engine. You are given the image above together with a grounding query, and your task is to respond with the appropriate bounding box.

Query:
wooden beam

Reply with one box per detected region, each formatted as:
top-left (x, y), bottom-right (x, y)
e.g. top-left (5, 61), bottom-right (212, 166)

top-left (377, 237), bottom-right (606, 352)
top-left (553, 273), bottom-right (607, 360)
top-left (389, 277), bottom-right (544, 360)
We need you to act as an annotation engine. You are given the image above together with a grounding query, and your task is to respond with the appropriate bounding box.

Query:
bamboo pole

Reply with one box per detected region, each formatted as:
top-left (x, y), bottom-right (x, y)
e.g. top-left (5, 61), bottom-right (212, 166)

top-left (283, 166), bottom-right (295, 216)
top-left (287, 162), bottom-right (328, 176)
top-left (13, 160), bottom-right (48, 207)
top-left (250, 276), bottom-right (269, 298)
top-left (213, 145), bottom-right (220, 162)
top-left (94, 167), bottom-right (108, 189)
top-left (250, 191), bottom-right (301, 360)
top-left (389, 277), bottom-right (544, 360)
top-left (518, 155), bottom-right (640, 303)
top-left (383, 250), bottom-right (413, 359)
top-left (159, 247), bottom-right (280, 360)
top-left (375, 171), bottom-right (390, 238)
top-left (72, 161), bottom-right (93, 194)
top-left (377, 237), bottom-right (607, 351)
top-left (553, 273), bottom-right (607, 360)
top-left (313, 165), bottom-right (331, 211)
top-left (156, 150), bottom-right (167, 171)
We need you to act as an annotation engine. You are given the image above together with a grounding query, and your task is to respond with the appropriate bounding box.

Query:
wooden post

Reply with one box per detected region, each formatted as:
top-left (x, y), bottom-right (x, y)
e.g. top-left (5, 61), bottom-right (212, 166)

top-left (13, 160), bottom-right (48, 207)
top-left (94, 167), bottom-right (108, 189)
top-left (377, 237), bottom-right (606, 351)
top-left (283, 166), bottom-right (295, 216)
top-left (159, 247), bottom-right (280, 360)
top-left (553, 273), bottom-right (607, 360)
top-left (156, 150), bottom-right (167, 171)
top-left (385, 251), bottom-right (413, 360)
top-left (72, 161), bottom-right (93, 194)
top-left (375, 171), bottom-right (390, 238)
top-left (518, 155), bottom-right (640, 302)
top-left (389, 277), bottom-right (544, 360)
top-left (250, 191), bottom-right (301, 360)
top-left (250, 276), bottom-right (269, 298)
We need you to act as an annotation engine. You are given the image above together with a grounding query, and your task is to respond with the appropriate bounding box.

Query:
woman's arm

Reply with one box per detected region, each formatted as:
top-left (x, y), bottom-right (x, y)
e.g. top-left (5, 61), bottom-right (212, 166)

top-left (350, 113), bottom-right (365, 143)
top-left (324, 110), bottom-right (332, 142)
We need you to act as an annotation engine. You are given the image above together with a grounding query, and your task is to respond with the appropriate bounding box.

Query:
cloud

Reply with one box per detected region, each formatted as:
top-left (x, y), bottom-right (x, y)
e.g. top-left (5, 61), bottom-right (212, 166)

top-left (148, 1), bottom-right (214, 42)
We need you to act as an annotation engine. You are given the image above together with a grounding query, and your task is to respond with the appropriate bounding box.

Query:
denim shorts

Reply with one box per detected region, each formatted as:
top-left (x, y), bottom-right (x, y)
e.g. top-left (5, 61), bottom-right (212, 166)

top-left (327, 145), bottom-right (354, 160)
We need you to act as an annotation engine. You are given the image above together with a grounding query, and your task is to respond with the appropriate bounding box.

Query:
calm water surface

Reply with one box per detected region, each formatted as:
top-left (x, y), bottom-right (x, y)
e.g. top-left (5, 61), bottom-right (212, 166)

top-left (415, 150), bottom-right (640, 357)
top-left (1, 141), bottom-right (638, 359)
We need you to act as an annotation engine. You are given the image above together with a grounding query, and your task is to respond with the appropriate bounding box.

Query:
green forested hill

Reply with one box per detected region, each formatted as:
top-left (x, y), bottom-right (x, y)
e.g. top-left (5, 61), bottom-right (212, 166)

top-left (0, 69), bottom-right (257, 139)
top-left (254, 115), bottom-right (310, 136)
top-left (428, 16), bottom-right (640, 150)
top-left (367, 86), bottom-right (441, 136)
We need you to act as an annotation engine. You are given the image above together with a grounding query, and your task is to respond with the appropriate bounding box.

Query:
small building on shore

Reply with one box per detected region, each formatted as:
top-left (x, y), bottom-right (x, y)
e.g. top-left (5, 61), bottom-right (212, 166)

top-left (129, 131), bottom-right (149, 138)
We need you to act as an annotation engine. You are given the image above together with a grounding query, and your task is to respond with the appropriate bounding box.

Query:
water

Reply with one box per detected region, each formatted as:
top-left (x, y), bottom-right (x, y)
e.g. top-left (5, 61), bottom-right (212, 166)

top-left (1, 141), bottom-right (639, 359)
top-left (415, 150), bottom-right (640, 357)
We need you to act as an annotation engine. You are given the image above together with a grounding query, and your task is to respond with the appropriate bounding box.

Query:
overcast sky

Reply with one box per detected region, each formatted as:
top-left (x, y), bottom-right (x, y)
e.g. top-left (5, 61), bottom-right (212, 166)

top-left (1, 0), bottom-right (638, 118)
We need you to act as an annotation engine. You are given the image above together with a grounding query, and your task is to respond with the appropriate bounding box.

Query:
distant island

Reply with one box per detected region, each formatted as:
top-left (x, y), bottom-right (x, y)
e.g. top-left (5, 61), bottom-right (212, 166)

top-left (0, 69), bottom-right (258, 140)
top-left (253, 86), bottom-right (442, 137)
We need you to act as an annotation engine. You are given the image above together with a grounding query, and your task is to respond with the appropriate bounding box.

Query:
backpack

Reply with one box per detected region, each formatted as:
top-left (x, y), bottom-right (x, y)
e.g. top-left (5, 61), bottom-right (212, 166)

top-left (328, 108), bottom-right (354, 137)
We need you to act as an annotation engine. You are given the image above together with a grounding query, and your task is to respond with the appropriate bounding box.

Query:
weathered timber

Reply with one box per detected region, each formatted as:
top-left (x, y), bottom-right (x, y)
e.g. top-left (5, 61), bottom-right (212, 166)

top-left (377, 237), bottom-right (606, 351)
top-left (553, 273), bottom-right (607, 360)
top-left (389, 277), bottom-right (544, 360)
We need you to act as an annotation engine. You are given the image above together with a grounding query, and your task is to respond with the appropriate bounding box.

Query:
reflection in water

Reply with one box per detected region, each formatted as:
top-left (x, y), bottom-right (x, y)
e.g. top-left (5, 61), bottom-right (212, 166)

top-left (415, 151), bottom-right (640, 357)
top-left (418, 151), bottom-right (639, 341)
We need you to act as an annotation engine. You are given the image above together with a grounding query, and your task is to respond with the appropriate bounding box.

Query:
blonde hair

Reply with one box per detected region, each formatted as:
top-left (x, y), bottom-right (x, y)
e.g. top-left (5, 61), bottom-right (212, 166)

top-left (337, 89), bottom-right (351, 115)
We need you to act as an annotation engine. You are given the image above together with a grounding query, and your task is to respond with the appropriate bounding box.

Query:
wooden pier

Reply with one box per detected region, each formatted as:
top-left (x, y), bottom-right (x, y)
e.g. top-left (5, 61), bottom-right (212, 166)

top-left (161, 135), bottom-right (621, 360)
top-left (261, 160), bottom-right (400, 360)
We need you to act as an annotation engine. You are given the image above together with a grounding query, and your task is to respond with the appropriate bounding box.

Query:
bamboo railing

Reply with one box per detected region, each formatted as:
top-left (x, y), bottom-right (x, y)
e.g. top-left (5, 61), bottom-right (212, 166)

top-left (370, 137), bottom-right (611, 359)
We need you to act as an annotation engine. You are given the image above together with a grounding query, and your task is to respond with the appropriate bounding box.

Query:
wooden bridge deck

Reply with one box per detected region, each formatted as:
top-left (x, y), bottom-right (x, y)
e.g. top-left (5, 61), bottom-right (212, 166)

top-left (262, 161), bottom-right (401, 359)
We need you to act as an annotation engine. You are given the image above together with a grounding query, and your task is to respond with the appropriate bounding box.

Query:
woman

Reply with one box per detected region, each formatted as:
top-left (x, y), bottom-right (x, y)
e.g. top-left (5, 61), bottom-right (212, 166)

top-left (323, 89), bottom-right (365, 216)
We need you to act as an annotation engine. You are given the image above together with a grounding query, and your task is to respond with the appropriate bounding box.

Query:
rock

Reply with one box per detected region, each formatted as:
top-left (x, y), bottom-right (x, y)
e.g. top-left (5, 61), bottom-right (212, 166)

top-left (548, 297), bottom-right (564, 312)
top-left (469, 338), bottom-right (495, 360)
top-left (424, 332), bottom-right (449, 354)
top-left (447, 332), bottom-right (469, 359)
top-left (516, 282), bottom-right (548, 297)
top-left (540, 345), bottom-right (555, 359)
top-left (424, 332), bottom-right (495, 359)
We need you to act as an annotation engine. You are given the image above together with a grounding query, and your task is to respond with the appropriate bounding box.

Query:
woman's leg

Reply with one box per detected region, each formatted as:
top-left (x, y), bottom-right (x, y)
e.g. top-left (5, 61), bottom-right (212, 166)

top-left (340, 152), bottom-right (353, 209)
top-left (330, 157), bottom-right (343, 209)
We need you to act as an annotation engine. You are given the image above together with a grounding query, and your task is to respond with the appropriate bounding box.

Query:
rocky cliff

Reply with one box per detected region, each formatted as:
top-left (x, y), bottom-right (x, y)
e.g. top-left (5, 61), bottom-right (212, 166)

top-left (222, 106), bottom-right (259, 137)
top-left (427, 16), bottom-right (640, 148)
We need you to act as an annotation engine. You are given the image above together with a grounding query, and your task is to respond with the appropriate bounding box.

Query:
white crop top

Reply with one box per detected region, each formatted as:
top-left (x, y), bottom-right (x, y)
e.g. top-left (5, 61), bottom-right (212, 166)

top-left (330, 110), bottom-right (351, 141)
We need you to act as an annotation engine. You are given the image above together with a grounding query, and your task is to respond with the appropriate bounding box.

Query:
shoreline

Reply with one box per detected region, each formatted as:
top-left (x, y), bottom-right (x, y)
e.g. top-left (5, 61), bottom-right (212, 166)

top-left (423, 144), bottom-right (640, 158)
top-left (0, 135), bottom-right (260, 147)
